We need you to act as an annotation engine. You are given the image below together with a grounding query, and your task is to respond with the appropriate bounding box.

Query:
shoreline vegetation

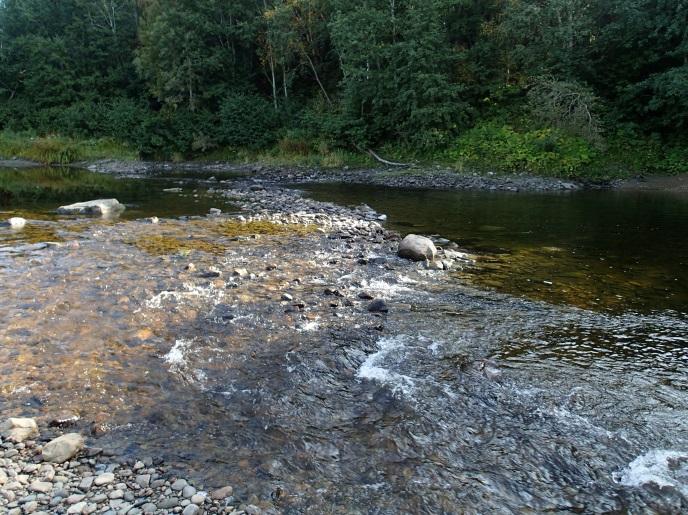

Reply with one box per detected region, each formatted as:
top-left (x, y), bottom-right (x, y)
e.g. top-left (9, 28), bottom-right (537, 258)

top-left (0, 130), bottom-right (686, 183)
top-left (1, 2), bottom-right (686, 182)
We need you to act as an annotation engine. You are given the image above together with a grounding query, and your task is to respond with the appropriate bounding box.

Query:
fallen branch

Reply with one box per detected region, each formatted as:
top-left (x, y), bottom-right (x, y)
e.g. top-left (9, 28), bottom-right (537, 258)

top-left (366, 148), bottom-right (410, 167)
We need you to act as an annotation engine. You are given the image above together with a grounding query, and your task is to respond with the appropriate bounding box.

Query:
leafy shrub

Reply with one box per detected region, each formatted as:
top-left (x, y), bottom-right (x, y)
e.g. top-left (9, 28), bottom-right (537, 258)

top-left (528, 76), bottom-right (605, 148)
top-left (102, 98), bottom-right (149, 142)
top-left (55, 102), bottom-right (106, 138)
top-left (449, 121), bottom-right (599, 176)
top-left (131, 108), bottom-right (218, 159)
top-left (218, 93), bottom-right (280, 149)
top-left (277, 130), bottom-right (314, 155)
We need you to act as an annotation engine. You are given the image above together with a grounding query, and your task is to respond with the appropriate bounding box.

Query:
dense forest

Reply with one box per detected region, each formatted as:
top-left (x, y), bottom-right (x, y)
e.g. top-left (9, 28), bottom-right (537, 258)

top-left (0, 0), bottom-right (686, 176)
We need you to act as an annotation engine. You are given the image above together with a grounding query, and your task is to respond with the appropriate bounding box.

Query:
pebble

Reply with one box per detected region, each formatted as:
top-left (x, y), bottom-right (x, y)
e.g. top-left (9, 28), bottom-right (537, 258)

top-left (211, 486), bottom-right (233, 500)
top-left (141, 503), bottom-right (157, 514)
top-left (79, 476), bottom-right (94, 490)
top-left (28, 481), bottom-right (51, 494)
top-left (182, 485), bottom-right (196, 498)
top-left (190, 492), bottom-right (206, 505)
top-left (170, 479), bottom-right (187, 491)
top-left (182, 504), bottom-right (200, 515)
top-left (66, 494), bottom-right (85, 504)
top-left (157, 497), bottom-right (179, 509)
top-left (94, 472), bottom-right (115, 486)
top-left (135, 474), bottom-right (150, 488)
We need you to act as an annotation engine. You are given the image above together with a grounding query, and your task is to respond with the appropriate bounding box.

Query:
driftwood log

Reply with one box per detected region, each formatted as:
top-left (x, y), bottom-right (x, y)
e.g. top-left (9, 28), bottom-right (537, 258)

top-left (367, 148), bottom-right (410, 167)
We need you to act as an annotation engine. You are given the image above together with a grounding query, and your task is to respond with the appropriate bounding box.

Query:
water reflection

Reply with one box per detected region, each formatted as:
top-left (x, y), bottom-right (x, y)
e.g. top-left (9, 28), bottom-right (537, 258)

top-left (298, 183), bottom-right (688, 313)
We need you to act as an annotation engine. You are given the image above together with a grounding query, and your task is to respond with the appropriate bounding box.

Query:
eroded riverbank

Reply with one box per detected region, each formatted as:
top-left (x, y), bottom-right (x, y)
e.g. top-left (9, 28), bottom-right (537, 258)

top-left (2, 176), bottom-right (688, 513)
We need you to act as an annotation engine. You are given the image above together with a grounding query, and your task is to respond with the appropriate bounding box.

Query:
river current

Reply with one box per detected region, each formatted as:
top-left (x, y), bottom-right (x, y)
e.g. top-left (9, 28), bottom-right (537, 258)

top-left (1, 168), bottom-right (687, 513)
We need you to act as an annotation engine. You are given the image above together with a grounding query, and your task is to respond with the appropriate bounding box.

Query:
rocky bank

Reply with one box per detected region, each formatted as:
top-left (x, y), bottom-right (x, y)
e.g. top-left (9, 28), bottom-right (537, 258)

top-left (84, 160), bottom-right (583, 192)
top-left (0, 417), bottom-right (261, 515)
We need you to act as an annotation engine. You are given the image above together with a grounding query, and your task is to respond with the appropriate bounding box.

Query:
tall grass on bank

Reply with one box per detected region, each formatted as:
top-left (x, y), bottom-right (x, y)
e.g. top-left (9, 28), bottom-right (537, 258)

top-left (0, 131), bottom-right (137, 164)
top-left (2, 127), bottom-right (687, 180)
top-left (198, 137), bottom-right (373, 169)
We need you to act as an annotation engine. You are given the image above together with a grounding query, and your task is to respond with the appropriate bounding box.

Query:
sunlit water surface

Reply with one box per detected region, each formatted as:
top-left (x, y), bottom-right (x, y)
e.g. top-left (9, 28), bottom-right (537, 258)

top-left (1, 170), bottom-right (687, 513)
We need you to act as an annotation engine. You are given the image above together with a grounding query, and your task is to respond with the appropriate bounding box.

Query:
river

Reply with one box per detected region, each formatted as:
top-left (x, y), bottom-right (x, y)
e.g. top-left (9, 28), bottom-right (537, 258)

top-left (1, 168), bottom-right (687, 513)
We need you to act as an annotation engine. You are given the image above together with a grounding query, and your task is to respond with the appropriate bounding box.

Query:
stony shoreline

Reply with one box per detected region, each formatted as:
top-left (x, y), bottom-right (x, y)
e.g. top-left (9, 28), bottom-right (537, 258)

top-left (83, 160), bottom-right (585, 192)
top-left (0, 418), bottom-right (258, 515)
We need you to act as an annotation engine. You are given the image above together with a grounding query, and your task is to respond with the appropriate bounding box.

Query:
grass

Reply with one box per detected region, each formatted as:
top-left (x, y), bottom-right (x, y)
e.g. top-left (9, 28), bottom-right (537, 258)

top-left (197, 141), bottom-right (373, 169)
top-left (2, 128), bottom-right (686, 181)
top-left (0, 131), bottom-right (137, 164)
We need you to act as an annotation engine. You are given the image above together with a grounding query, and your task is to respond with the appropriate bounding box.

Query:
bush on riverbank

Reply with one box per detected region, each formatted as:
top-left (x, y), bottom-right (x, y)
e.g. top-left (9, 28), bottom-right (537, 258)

top-left (2, 126), bottom-right (686, 180)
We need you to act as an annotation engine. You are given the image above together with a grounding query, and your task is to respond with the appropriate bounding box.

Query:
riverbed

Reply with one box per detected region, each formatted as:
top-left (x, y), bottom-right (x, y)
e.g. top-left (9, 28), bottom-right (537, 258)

top-left (1, 167), bottom-right (687, 513)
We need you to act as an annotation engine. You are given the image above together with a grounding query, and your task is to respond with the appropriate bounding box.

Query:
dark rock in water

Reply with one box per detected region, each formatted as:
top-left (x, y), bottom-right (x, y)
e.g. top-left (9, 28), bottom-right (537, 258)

top-left (48, 411), bottom-right (80, 428)
top-left (358, 292), bottom-right (374, 300)
top-left (367, 299), bottom-right (389, 313)
top-left (324, 288), bottom-right (343, 297)
top-left (397, 234), bottom-right (437, 261)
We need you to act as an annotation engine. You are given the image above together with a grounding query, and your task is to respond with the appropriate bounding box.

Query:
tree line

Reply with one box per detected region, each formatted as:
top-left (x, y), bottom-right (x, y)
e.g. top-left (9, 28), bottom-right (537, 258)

top-left (0, 0), bottom-right (686, 173)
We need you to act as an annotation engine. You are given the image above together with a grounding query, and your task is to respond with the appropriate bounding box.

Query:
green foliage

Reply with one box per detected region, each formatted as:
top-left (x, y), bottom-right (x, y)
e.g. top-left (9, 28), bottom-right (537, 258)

top-left (330, 0), bottom-right (469, 147)
top-left (448, 122), bottom-right (599, 177)
top-left (0, 131), bottom-right (137, 164)
top-left (135, 0), bottom-right (258, 110)
top-left (527, 76), bottom-right (604, 147)
top-left (218, 93), bottom-right (280, 149)
top-left (0, 0), bottom-right (685, 176)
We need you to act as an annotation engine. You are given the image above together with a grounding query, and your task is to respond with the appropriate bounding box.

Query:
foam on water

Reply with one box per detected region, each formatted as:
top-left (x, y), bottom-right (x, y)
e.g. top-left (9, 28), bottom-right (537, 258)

top-left (618, 449), bottom-right (688, 496)
top-left (144, 282), bottom-right (225, 310)
top-left (299, 320), bottom-right (320, 332)
top-left (357, 335), bottom-right (416, 396)
top-left (163, 338), bottom-right (193, 372)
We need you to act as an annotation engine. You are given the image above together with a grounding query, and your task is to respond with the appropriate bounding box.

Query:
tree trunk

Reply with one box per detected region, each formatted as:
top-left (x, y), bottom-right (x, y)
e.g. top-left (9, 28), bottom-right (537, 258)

top-left (305, 53), bottom-right (332, 105)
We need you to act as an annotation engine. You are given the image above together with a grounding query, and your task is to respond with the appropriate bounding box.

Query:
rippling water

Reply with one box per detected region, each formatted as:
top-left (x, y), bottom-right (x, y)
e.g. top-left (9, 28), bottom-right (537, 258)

top-left (1, 171), bottom-right (688, 513)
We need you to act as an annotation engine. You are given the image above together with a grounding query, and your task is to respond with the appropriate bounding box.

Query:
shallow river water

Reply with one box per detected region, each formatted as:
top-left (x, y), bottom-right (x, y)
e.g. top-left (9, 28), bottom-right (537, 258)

top-left (1, 168), bottom-right (688, 513)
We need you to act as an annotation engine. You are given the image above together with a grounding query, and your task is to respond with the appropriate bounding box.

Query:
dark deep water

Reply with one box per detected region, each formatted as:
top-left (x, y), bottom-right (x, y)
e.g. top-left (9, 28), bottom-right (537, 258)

top-left (299, 183), bottom-right (688, 314)
top-left (2, 169), bottom-right (688, 513)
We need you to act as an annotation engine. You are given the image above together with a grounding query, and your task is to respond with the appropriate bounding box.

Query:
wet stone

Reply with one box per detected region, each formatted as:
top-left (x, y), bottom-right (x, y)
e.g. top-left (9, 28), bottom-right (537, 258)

top-left (367, 299), bottom-right (389, 313)
top-left (170, 479), bottom-right (187, 491)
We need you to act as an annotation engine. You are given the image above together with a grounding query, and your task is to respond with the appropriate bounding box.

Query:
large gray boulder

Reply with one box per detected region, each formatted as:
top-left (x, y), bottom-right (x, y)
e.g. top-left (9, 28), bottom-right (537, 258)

top-left (397, 234), bottom-right (437, 262)
top-left (41, 433), bottom-right (84, 463)
top-left (0, 417), bottom-right (39, 442)
top-left (57, 199), bottom-right (125, 216)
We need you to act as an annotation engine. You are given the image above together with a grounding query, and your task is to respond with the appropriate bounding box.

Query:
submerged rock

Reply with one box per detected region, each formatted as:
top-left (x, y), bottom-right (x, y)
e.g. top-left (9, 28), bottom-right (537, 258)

top-left (397, 234), bottom-right (437, 262)
top-left (0, 417), bottom-right (39, 442)
top-left (57, 199), bottom-right (125, 216)
top-left (41, 433), bottom-right (85, 463)
top-left (367, 299), bottom-right (389, 313)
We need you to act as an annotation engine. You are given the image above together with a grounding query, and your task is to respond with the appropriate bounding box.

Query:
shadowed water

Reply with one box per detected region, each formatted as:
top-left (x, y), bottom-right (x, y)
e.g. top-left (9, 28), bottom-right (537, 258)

top-left (299, 183), bottom-right (688, 313)
top-left (1, 172), bottom-right (687, 513)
